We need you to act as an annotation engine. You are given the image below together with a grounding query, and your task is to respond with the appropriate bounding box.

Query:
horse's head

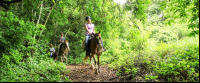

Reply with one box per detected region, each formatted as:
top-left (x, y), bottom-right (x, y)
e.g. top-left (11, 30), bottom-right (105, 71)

top-left (93, 31), bottom-right (104, 51)
top-left (93, 31), bottom-right (102, 45)
top-left (63, 40), bottom-right (70, 52)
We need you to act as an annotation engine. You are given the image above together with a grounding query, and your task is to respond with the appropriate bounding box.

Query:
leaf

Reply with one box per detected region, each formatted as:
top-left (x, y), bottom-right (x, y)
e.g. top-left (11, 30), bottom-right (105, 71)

top-left (150, 76), bottom-right (158, 79)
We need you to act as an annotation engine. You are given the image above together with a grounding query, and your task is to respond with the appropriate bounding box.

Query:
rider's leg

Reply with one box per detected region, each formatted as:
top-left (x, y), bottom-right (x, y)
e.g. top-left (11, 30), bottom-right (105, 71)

top-left (85, 35), bottom-right (90, 56)
top-left (101, 39), bottom-right (106, 51)
top-left (50, 52), bottom-right (53, 58)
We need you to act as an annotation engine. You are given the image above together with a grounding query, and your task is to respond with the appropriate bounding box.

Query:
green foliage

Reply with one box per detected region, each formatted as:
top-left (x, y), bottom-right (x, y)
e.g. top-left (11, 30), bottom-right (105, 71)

top-left (154, 36), bottom-right (199, 82)
top-left (147, 3), bottom-right (161, 15)
top-left (125, 0), bottom-right (151, 22)
top-left (0, 0), bottom-right (199, 82)
top-left (159, 0), bottom-right (199, 36)
top-left (0, 57), bottom-right (71, 82)
top-left (0, 7), bottom-right (71, 81)
top-left (0, 11), bottom-right (37, 48)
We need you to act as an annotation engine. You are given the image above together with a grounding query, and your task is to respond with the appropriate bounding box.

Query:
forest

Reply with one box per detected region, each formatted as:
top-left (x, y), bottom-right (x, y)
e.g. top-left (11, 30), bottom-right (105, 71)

top-left (0, 0), bottom-right (199, 82)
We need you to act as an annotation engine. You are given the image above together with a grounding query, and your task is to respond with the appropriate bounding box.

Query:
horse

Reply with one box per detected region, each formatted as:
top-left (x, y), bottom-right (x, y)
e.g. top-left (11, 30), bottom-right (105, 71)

top-left (54, 40), bottom-right (70, 64)
top-left (82, 31), bottom-right (104, 74)
top-left (52, 51), bottom-right (58, 60)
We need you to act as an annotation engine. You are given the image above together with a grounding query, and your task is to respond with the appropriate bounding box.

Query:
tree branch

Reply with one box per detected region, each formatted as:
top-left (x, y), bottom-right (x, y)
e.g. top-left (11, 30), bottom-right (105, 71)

top-left (39, 1), bottom-right (56, 38)
top-left (64, 28), bottom-right (70, 37)
top-left (34, 0), bottom-right (44, 39)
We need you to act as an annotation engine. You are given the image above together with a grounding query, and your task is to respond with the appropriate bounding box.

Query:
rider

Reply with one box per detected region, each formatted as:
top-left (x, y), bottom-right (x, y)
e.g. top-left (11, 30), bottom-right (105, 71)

top-left (84, 16), bottom-right (106, 56)
top-left (58, 32), bottom-right (65, 53)
top-left (59, 32), bottom-right (65, 44)
top-left (58, 32), bottom-right (70, 54)
top-left (49, 44), bottom-right (55, 58)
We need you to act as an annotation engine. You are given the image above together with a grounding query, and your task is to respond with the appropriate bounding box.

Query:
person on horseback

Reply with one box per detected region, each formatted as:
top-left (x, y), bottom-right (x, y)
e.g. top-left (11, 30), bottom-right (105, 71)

top-left (58, 32), bottom-right (71, 55)
top-left (57, 32), bottom-right (65, 54)
top-left (84, 16), bottom-right (106, 56)
top-left (49, 44), bottom-right (55, 58)
top-left (58, 32), bottom-right (65, 48)
top-left (59, 32), bottom-right (65, 44)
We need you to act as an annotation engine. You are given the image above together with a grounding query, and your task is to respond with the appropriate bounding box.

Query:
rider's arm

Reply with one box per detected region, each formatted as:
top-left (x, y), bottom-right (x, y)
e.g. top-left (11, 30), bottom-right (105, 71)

top-left (85, 24), bottom-right (91, 35)
top-left (53, 48), bottom-right (55, 52)
top-left (93, 24), bottom-right (95, 33)
top-left (59, 37), bottom-right (63, 43)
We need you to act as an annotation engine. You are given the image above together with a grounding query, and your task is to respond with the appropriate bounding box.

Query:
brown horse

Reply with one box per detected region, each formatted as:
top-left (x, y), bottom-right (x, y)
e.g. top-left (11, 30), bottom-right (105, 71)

top-left (82, 31), bottom-right (103, 74)
top-left (52, 51), bottom-right (58, 59)
top-left (54, 40), bottom-right (70, 64)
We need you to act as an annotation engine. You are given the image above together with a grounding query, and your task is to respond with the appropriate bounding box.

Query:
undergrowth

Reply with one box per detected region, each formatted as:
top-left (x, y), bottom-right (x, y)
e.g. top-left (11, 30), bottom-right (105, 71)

top-left (0, 55), bottom-right (71, 82)
top-left (103, 36), bottom-right (199, 82)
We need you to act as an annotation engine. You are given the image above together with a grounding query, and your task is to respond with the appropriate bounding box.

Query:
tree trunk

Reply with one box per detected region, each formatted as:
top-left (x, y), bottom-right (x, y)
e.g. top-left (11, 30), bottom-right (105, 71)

top-left (82, 2), bottom-right (85, 35)
top-left (21, 0), bottom-right (23, 11)
top-left (15, 3), bottom-right (18, 10)
top-left (39, 1), bottom-right (56, 38)
top-left (53, 22), bottom-right (58, 47)
top-left (34, 0), bottom-right (43, 39)
top-left (64, 28), bottom-right (71, 37)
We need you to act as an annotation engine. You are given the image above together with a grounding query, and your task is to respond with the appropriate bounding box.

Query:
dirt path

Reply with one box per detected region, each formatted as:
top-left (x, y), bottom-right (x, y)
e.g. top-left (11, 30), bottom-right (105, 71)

top-left (64, 64), bottom-right (121, 82)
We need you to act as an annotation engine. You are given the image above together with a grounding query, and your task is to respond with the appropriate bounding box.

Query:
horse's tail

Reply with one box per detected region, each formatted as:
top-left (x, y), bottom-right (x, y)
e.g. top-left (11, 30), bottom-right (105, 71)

top-left (82, 48), bottom-right (90, 62)
top-left (82, 54), bottom-right (89, 62)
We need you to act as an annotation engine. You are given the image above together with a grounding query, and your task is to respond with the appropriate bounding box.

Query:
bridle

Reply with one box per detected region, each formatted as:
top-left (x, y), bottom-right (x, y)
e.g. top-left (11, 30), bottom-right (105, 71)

top-left (92, 33), bottom-right (102, 48)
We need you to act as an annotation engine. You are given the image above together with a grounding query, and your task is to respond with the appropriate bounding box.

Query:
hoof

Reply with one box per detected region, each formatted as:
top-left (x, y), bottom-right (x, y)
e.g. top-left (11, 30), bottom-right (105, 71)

top-left (95, 69), bottom-right (98, 74)
top-left (98, 69), bottom-right (101, 73)
top-left (90, 66), bottom-right (94, 69)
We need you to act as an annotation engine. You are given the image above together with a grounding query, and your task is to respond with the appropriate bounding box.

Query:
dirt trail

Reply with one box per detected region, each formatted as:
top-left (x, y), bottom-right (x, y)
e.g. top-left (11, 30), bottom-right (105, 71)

top-left (64, 64), bottom-right (121, 82)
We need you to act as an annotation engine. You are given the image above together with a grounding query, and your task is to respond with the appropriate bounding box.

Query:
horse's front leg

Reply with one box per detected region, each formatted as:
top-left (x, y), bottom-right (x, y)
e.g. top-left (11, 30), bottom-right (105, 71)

top-left (90, 54), bottom-right (94, 70)
top-left (60, 53), bottom-right (64, 62)
top-left (98, 54), bottom-right (101, 73)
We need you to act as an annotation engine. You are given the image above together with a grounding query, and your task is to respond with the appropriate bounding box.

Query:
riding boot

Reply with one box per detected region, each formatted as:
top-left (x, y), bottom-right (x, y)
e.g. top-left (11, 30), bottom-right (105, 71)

top-left (103, 46), bottom-right (106, 51)
top-left (100, 39), bottom-right (106, 52)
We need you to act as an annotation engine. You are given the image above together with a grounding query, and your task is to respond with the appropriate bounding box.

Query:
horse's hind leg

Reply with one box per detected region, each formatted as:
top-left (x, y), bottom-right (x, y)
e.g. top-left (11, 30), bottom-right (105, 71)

top-left (60, 54), bottom-right (63, 62)
top-left (82, 51), bottom-right (90, 64)
top-left (54, 53), bottom-right (58, 62)
top-left (82, 55), bottom-right (89, 62)
top-left (65, 53), bottom-right (68, 64)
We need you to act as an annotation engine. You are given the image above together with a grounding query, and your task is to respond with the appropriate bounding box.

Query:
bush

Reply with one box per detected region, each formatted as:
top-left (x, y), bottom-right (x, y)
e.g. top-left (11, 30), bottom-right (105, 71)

top-left (0, 57), bottom-right (71, 82)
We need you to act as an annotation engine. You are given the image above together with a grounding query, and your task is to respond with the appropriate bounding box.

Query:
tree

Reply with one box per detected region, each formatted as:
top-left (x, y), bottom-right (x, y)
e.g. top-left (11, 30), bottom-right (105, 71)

top-left (159, 0), bottom-right (199, 36)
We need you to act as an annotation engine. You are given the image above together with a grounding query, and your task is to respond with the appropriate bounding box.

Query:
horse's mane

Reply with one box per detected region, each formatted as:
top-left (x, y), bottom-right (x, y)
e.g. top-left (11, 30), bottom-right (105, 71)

top-left (91, 33), bottom-right (100, 38)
